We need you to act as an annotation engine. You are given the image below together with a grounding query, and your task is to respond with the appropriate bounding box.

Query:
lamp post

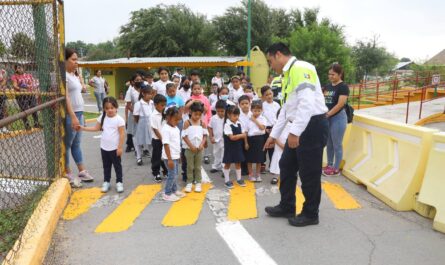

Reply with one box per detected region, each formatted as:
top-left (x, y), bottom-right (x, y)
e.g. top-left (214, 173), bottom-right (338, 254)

top-left (247, 0), bottom-right (251, 76)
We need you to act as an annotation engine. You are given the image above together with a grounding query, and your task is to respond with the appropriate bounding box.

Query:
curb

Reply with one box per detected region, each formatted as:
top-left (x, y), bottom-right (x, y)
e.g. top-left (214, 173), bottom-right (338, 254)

top-left (2, 178), bottom-right (71, 265)
top-left (415, 113), bottom-right (445, 126)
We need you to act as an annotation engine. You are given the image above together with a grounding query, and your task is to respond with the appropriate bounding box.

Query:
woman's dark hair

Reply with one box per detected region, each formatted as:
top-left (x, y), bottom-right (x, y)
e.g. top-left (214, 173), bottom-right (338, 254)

top-left (329, 63), bottom-right (344, 80)
top-left (100, 97), bottom-right (119, 130)
top-left (94, 69), bottom-right (101, 75)
top-left (238, 95), bottom-right (250, 104)
top-left (224, 105), bottom-right (240, 123)
top-left (153, 94), bottom-right (167, 105)
top-left (190, 101), bottom-right (204, 114)
top-left (251, 100), bottom-right (263, 110)
top-left (162, 106), bottom-right (179, 122)
top-left (131, 73), bottom-right (141, 82)
top-left (260, 85), bottom-right (271, 96)
top-left (138, 85), bottom-right (153, 100)
top-left (215, 100), bottom-right (226, 110)
top-left (158, 67), bottom-right (169, 75)
top-left (65, 48), bottom-right (77, 60)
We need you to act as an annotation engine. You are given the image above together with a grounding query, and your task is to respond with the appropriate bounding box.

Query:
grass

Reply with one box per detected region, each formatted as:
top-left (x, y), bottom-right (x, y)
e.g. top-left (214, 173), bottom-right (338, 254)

top-left (83, 111), bottom-right (100, 121)
top-left (0, 186), bottom-right (47, 257)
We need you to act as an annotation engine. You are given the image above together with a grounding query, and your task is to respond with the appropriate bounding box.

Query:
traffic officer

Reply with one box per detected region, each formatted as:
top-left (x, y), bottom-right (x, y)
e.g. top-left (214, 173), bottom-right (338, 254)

top-left (264, 42), bottom-right (329, 227)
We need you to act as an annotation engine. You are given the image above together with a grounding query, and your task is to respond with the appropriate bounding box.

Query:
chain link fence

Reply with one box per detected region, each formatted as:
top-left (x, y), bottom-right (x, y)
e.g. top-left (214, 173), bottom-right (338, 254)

top-left (0, 0), bottom-right (65, 263)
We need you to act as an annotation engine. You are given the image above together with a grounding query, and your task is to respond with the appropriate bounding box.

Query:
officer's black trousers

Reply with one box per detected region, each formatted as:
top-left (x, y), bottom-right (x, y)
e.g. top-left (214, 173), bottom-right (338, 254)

top-left (278, 114), bottom-right (328, 218)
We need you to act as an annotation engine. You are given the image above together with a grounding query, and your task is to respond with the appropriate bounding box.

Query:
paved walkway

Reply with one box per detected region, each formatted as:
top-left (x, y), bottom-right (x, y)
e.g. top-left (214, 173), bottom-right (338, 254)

top-left (43, 94), bottom-right (445, 265)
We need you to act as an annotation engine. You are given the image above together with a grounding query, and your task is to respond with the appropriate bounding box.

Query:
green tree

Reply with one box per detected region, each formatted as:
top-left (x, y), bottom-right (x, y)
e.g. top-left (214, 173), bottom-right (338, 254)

top-left (87, 39), bottom-right (124, 60)
top-left (352, 36), bottom-right (397, 80)
top-left (118, 4), bottom-right (216, 57)
top-left (213, 0), bottom-right (272, 55)
top-left (0, 40), bottom-right (6, 56)
top-left (10, 32), bottom-right (35, 59)
top-left (279, 8), bottom-right (353, 85)
top-left (66, 40), bottom-right (93, 58)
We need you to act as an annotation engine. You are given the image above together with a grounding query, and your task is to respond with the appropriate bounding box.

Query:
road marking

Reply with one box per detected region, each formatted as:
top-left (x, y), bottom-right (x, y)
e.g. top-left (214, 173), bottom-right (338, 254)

top-left (162, 183), bottom-right (213, 227)
top-left (216, 221), bottom-right (277, 265)
top-left (62, 187), bottom-right (104, 220)
top-left (206, 187), bottom-right (278, 265)
top-left (95, 184), bottom-right (162, 233)
top-left (228, 181), bottom-right (257, 221)
top-left (322, 181), bottom-right (361, 210)
top-left (295, 185), bottom-right (305, 214)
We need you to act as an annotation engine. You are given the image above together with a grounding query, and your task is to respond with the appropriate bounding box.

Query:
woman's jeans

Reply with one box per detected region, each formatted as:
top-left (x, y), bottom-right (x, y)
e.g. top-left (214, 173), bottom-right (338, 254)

top-left (65, 112), bottom-right (84, 170)
top-left (326, 109), bottom-right (347, 170)
top-left (164, 159), bottom-right (179, 195)
top-left (94, 92), bottom-right (105, 112)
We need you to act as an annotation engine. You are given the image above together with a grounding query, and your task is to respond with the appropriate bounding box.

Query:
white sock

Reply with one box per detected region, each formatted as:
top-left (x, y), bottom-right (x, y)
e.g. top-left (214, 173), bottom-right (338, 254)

top-left (223, 168), bottom-right (230, 183)
top-left (236, 169), bottom-right (242, 181)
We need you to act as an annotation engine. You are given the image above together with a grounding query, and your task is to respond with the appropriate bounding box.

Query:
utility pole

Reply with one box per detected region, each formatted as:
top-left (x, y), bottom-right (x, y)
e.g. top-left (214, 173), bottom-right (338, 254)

top-left (247, 0), bottom-right (252, 76)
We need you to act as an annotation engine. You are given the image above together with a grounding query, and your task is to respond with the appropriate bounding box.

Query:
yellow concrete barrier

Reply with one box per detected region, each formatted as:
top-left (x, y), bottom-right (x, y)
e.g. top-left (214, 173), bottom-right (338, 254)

top-left (342, 114), bottom-right (437, 211)
top-left (416, 132), bottom-right (445, 233)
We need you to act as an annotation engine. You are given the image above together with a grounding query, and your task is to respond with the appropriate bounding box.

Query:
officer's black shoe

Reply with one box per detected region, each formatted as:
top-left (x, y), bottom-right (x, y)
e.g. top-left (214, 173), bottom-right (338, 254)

top-left (288, 214), bottom-right (319, 227)
top-left (265, 205), bottom-right (295, 218)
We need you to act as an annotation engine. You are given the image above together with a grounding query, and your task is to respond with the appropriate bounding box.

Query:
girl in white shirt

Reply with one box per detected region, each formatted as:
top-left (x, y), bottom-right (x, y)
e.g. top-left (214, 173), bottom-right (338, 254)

top-left (161, 107), bottom-right (186, 202)
top-left (209, 83), bottom-right (219, 114)
top-left (269, 109), bottom-right (289, 185)
top-left (211, 86), bottom-right (235, 110)
top-left (245, 100), bottom-right (267, 182)
top-left (153, 67), bottom-right (173, 96)
top-left (182, 102), bottom-right (208, 193)
top-left (81, 97), bottom-right (125, 193)
top-left (133, 86), bottom-right (154, 165)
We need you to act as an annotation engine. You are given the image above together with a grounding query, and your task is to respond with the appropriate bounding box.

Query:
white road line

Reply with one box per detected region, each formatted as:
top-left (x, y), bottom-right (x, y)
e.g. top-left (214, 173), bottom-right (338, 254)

top-left (201, 166), bottom-right (212, 183)
top-left (216, 221), bottom-right (278, 265)
top-left (203, 167), bottom-right (277, 265)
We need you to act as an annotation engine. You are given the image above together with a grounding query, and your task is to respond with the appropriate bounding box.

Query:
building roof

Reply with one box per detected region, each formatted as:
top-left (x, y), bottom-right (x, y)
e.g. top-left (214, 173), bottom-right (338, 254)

top-left (425, 49), bottom-right (445, 65)
top-left (78, 56), bottom-right (253, 68)
top-left (393, 61), bottom-right (414, 71)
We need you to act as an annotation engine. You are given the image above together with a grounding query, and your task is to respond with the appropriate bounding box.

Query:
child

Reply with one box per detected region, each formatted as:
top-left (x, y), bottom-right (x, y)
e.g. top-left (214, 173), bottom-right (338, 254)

top-left (238, 95), bottom-right (252, 176)
top-left (161, 107), bottom-right (186, 202)
top-left (182, 102), bottom-right (208, 193)
top-left (187, 82), bottom-right (212, 164)
top-left (166, 82), bottom-right (185, 131)
top-left (211, 86), bottom-right (235, 110)
top-left (133, 85), bottom-right (153, 166)
top-left (151, 94), bottom-right (168, 182)
top-left (261, 85), bottom-right (280, 172)
top-left (153, 67), bottom-right (173, 96)
top-left (229, 75), bottom-right (244, 103)
top-left (245, 100), bottom-right (267, 182)
top-left (124, 74), bottom-right (141, 152)
top-left (209, 83), bottom-right (219, 114)
top-left (209, 100), bottom-right (226, 173)
top-left (81, 97), bottom-right (125, 193)
top-left (269, 108), bottom-right (289, 185)
top-left (243, 83), bottom-right (259, 101)
top-left (186, 82), bottom-right (212, 125)
top-left (222, 105), bottom-right (249, 189)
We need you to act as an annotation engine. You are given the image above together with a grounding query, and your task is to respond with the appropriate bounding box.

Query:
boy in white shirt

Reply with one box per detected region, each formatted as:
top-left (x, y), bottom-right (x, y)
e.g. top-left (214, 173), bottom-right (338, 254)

top-left (151, 94), bottom-right (168, 182)
top-left (209, 100), bottom-right (226, 173)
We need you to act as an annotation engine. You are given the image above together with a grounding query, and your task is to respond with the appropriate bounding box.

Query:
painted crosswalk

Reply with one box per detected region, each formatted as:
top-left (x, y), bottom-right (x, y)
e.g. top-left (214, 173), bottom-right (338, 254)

top-left (62, 178), bottom-right (361, 234)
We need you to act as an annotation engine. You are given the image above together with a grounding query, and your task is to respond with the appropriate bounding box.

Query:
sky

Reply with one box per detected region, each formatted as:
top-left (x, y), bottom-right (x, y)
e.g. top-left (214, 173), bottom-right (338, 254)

top-left (65, 0), bottom-right (445, 62)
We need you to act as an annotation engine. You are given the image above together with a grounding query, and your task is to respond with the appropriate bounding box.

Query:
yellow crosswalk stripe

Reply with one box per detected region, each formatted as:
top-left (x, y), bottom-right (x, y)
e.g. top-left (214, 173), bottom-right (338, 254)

top-left (62, 187), bottom-right (104, 220)
top-left (95, 184), bottom-right (162, 233)
top-left (228, 181), bottom-right (257, 221)
top-left (162, 184), bottom-right (213, 227)
top-left (322, 181), bottom-right (361, 210)
top-left (295, 186), bottom-right (305, 214)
